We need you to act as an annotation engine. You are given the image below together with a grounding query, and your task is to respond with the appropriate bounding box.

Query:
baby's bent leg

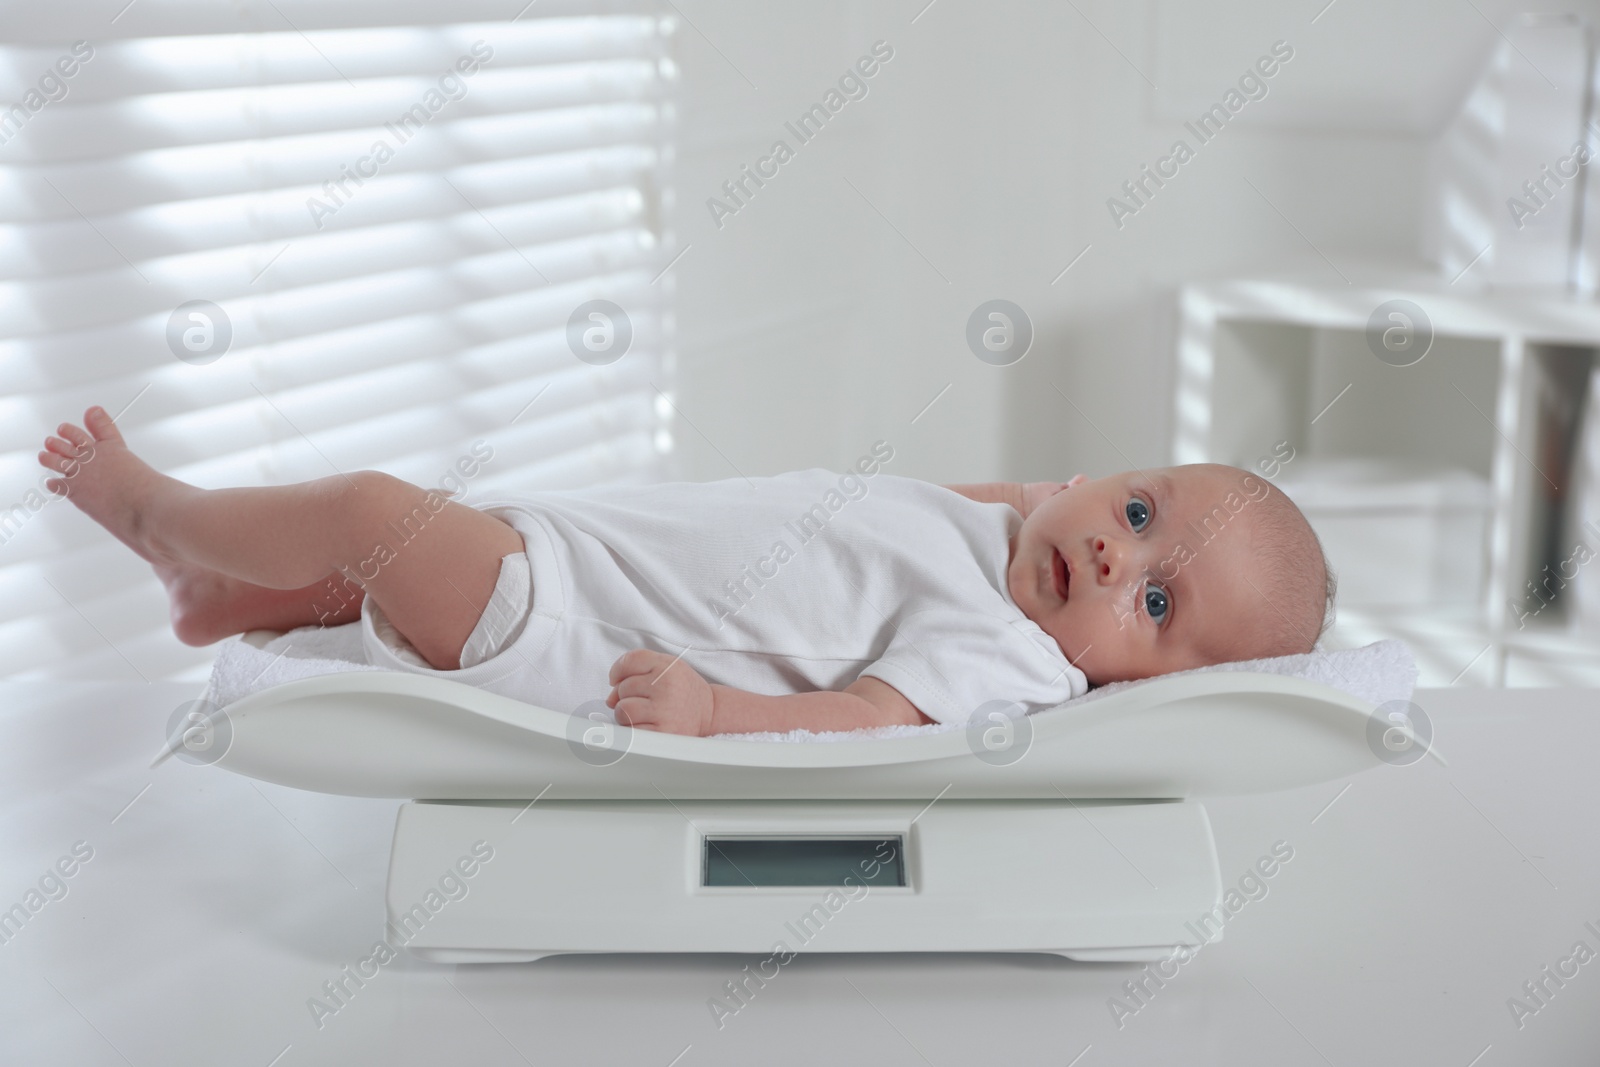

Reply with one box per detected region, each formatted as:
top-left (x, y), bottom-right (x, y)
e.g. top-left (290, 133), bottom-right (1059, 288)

top-left (145, 471), bottom-right (523, 670)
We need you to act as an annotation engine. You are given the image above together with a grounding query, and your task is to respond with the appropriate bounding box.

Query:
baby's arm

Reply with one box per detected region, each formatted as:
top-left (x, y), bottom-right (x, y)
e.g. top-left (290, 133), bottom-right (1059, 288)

top-left (942, 475), bottom-right (1086, 518)
top-left (606, 650), bottom-right (934, 736)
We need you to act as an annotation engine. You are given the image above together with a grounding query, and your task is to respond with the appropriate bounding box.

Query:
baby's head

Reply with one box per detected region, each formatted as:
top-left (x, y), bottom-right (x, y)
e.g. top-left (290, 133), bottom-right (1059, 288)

top-left (1007, 463), bottom-right (1335, 687)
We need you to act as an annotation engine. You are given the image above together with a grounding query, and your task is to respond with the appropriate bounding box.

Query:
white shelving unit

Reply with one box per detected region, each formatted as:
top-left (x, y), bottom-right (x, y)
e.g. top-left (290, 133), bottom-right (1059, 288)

top-left (1172, 270), bottom-right (1600, 687)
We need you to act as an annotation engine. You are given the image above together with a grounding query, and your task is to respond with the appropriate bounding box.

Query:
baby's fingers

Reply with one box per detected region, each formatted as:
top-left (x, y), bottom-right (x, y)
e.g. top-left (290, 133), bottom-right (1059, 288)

top-left (613, 697), bottom-right (661, 731)
top-left (604, 678), bottom-right (652, 709)
top-left (608, 648), bottom-right (662, 686)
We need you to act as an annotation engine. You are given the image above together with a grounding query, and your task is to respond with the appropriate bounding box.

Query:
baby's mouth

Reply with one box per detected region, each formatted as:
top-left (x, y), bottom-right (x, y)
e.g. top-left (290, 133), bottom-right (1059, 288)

top-left (1052, 548), bottom-right (1069, 601)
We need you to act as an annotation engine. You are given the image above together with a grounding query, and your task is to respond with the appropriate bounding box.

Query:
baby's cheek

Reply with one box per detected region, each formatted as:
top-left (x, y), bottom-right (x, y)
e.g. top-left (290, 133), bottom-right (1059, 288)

top-left (1070, 602), bottom-right (1139, 680)
top-left (1049, 603), bottom-right (1089, 651)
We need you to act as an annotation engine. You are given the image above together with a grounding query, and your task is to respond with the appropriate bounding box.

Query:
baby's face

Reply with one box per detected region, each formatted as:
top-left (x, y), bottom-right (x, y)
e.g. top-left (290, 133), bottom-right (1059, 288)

top-left (1007, 465), bottom-right (1270, 686)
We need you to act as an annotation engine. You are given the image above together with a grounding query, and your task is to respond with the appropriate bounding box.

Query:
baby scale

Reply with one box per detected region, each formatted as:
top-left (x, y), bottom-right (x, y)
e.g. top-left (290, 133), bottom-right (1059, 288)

top-left (202, 670), bottom-right (1380, 962)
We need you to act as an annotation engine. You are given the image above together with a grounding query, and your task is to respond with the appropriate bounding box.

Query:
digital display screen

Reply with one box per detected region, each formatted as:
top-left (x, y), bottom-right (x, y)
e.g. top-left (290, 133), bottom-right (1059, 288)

top-left (702, 836), bottom-right (905, 887)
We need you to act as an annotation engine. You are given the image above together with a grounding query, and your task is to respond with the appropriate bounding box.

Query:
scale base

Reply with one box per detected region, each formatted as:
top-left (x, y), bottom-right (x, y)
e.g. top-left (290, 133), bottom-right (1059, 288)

top-left (385, 798), bottom-right (1223, 963)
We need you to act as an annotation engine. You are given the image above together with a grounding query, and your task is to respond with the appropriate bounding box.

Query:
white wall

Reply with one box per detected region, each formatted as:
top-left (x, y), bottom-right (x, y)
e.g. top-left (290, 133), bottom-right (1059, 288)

top-left (667, 0), bottom-right (1591, 485)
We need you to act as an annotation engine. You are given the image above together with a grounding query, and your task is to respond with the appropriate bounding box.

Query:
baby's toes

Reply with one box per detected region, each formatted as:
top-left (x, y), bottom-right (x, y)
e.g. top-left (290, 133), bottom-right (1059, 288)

top-left (38, 449), bottom-right (75, 475)
top-left (83, 406), bottom-right (124, 443)
top-left (57, 421), bottom-right (93, 452)
top-left (45, 434), bottom-right (82, 459)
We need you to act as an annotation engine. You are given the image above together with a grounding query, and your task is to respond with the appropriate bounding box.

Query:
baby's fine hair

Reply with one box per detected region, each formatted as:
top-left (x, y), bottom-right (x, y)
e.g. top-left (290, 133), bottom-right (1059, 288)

top-left (1244, 472), bottom-right (1336, 657)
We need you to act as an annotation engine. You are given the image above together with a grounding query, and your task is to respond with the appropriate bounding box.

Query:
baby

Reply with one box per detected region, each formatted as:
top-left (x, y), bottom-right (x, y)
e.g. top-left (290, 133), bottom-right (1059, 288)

top-left (39, 407), bottom-right (1333, 737)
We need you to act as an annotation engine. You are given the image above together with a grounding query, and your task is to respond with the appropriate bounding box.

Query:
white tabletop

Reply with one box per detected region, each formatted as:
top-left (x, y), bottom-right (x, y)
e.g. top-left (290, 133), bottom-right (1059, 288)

top-left (1, 682), bottom-right (1596, 1066)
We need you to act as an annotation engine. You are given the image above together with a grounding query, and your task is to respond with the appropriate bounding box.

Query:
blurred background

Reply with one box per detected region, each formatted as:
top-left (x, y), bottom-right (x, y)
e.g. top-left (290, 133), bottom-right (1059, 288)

top-left (5, 0), bottom-right (1600, 688)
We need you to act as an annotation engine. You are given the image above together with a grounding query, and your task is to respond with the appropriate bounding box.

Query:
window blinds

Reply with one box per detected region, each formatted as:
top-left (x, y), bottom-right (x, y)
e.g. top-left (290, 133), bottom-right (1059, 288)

top-left (0, 1), bottom-right (678, 682)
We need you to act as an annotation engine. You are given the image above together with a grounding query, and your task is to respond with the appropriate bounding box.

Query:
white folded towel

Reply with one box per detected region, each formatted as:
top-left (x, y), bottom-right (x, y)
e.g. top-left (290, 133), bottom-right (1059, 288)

top-left (1078, 637), bottom-right (1419, 714)
top-left (199, 623), bottom-right (388, 712)
top-left (201, 622), bottom-right (1417, 745)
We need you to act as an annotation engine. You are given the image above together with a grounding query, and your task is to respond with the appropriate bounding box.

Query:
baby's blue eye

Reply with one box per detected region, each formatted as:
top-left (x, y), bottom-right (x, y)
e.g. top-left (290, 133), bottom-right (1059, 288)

top-left (1144, 583), bottom-right (1170, 624)
top-left (1126, 496), bottom-right (1151, 532)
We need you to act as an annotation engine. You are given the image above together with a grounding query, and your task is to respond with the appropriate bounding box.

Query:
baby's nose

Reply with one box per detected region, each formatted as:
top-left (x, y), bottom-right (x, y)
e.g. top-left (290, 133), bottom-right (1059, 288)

top-left (1092, 535), bottom-right (1127, 580)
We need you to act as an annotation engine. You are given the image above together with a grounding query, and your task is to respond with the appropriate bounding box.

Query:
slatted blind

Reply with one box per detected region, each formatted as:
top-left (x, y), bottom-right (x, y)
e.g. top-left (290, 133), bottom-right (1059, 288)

top-left (0, 1), bottom-right (678, 682)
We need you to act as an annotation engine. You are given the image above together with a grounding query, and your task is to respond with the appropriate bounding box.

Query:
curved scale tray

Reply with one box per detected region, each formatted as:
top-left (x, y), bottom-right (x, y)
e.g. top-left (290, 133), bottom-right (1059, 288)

top-left (207, 668), bottom-right (1383, 799)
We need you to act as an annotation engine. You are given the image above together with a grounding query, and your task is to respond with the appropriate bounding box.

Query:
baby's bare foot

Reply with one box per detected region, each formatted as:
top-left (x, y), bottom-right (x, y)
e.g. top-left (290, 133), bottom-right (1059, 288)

top-left (151, 558), bottom-right (239, 646)
top-left (151, 558), bottom-right (283, 647)
top-left (39, 406), bottom-right (184, 567)
top-left (152, 558), bottom-right (365, 647)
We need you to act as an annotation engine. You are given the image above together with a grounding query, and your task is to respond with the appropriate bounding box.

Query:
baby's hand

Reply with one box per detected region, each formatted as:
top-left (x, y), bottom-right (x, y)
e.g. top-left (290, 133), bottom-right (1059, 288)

top-left (1019, 475), bottom-right (1087, 518)
top-left (606, 649), bottom-right (715, 736)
